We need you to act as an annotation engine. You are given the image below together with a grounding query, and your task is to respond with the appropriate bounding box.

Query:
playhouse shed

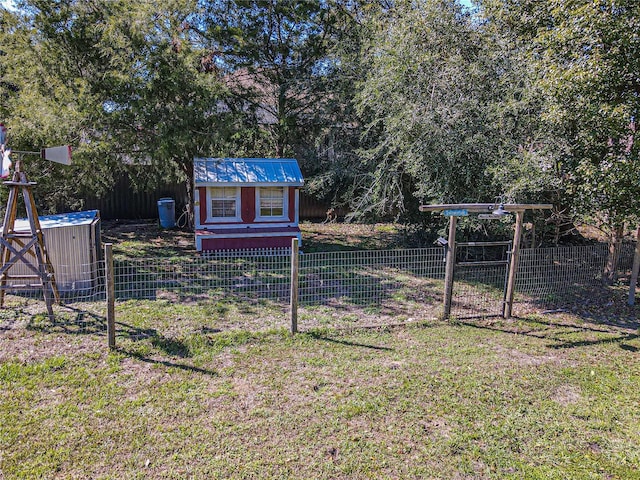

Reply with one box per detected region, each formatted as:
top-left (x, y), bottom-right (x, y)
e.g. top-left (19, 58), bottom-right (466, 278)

top-left (194, 158), bottom-right (304, 251)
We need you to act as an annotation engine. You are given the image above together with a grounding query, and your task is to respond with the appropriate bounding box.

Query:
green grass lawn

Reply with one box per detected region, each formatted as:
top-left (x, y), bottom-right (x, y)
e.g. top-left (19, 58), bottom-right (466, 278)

top-left (2, 221), bottom-right (638, 478)
top-left (2, 313), bottom-right (639, 479)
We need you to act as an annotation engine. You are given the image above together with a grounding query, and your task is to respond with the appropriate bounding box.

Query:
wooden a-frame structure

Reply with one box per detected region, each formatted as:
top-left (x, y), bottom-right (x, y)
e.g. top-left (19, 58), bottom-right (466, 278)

top-left (0, 159), bottom-right (59, 318)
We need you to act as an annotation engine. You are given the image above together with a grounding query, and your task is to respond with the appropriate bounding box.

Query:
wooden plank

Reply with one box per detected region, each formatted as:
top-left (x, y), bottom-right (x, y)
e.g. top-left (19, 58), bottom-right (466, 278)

top-left (0, 174), bottom-right (19, 307)
top-left (0, 238), bottom-right (40, 276)
top-left (24, 182), bottom-right (60, 305)
top-left (1, 284), bottom-right (45, 289)
top-left (457, 241), bottom-right (512, 247)
top-left (0, 275), bottom-right (43, 280)
top-left (5, 233), bottom-right (40, 238)
top-left (420, 203), bottom-right (553, 213)
top-left (289, 237), bottom-right (299, 334)
top-left (24, 185), bottom-right (54, 318)
top-left (105, 243), bottom-right (116, 349)
top-left (0, 160), bottom-right (59, 317)
top-left (503, 211), bottom-right (524, 318)
top-left (443, 216), bottom-right (457, 319)
top-left (5, 238), bottom-right (37, 259)
top-left (456, 260), bottom-right (509, 267)
top-left (2, 181), bottom-right (37, 186)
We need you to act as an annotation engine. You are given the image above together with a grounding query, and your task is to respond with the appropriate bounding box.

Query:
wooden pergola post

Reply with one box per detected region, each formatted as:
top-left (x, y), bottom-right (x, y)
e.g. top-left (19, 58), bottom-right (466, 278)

top-left (419, 203), bottom-right (552, 320)
top-left (503, 210), bottom-right (524, 318)
top-left (443, 215), bottom-right (457, 319)
top-left (105, 243), bottom-right (116, 349)
top-left (290, 237), bottom-right (299, 334)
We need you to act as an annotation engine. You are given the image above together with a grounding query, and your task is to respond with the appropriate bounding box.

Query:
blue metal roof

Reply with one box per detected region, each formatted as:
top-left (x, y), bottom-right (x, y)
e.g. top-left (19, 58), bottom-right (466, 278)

top-left (14, 210), bottom-right (100, 231)
top-left (194, 158), bottom-right (304, 186)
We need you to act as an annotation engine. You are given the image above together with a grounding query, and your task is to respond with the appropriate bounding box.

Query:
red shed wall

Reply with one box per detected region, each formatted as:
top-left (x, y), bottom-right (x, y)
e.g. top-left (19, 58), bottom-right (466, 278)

top-left (241, 187), bottom-right (255, 222)
top-left (198, 187), bottom-right (207, 226)
top-left (288, 189), bottom-right (295, 222)
top-left (198, 186), bottom-right (297, 226)
top-left (200, 234), bottom-right (298, 251)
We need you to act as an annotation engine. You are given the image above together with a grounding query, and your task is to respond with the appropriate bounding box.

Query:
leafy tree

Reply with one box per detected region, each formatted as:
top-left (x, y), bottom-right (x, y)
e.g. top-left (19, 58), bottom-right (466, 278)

top-left (351, 0), bottom-right (505, 222)
top-left (297, 1), bottom-right (370, 207)
top-left (200, 0), bottom-right (363, 188)
top-left (3, 0), bottom-right (367, 221)
top-left (202, 1), bottom-right (330, 156)
top-left (479, 6), bottom-right (570, 246)
top-left (2, 0), bottom-right (234, 225)
top-left (0, 3), bottom-right (113, 214)
top-left (483, 0), bottom-right (640, 279)
top-left (0, 7), bottom-right (17, 121)
top-left (91, 0), bottom-right (233, 225)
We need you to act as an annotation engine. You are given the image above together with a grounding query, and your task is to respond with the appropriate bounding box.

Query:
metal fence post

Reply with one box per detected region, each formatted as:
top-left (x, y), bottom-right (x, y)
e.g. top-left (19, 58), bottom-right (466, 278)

top-left (290, 237), bottom-right (299, 334)
top-left (105, 243), bottom-right (116, 349)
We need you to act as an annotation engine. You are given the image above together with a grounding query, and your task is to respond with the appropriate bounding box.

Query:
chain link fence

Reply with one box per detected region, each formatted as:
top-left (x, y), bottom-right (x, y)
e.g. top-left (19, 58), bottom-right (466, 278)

top-left (0, 243), bottom-right (636, 335)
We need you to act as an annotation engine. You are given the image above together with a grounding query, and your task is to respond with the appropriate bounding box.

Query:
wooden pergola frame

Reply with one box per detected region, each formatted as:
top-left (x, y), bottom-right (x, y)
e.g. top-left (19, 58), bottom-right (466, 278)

top-left (419, 203), bottom-right (553, 319)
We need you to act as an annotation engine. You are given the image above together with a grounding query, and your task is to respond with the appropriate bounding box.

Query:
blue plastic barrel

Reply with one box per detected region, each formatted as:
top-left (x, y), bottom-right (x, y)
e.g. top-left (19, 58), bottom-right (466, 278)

top-left (157, 198), bottom-right (176, 228)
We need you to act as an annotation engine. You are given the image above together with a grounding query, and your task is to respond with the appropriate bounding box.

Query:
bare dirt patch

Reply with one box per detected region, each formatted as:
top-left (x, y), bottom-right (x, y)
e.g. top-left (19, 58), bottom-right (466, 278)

top-left (491, 343), bottom-right (561, 367)
top-left (102, 220), bottom-right (196, 258)
top-left (300, 222), bottom-right (412, 252)
top-left (0, 318), bottom-right (104, 363)
top-left (101, 220), bottom-right (414, 256)
top-left (552, 384), bottom-right (583, 406)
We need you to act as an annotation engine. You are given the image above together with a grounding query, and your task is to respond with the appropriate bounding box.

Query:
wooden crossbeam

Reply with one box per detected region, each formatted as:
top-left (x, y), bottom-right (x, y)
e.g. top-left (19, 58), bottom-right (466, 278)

top-left (419, 203), bottom-right (553, 213)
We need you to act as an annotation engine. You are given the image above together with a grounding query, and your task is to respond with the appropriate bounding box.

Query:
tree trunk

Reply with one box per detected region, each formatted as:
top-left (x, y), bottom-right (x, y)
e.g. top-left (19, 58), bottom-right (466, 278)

top-left (603, 224), bottom-right (624, 284)
top-left (180, 161), bottom-right (195, 230)
top-left (628, 226), bottom-right (640, 305)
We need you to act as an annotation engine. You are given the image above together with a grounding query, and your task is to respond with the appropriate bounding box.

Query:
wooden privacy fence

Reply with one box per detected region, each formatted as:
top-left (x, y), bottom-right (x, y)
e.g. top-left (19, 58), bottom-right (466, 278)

top-left (83, 174), bottom-right (338, 221)
top-left (83, 174), bottom-right (189, 220)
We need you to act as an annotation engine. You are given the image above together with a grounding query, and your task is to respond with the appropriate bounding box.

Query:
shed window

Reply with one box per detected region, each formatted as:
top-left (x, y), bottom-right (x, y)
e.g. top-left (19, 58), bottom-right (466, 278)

top-left (207, 187), bottom-right (240, 221)
top-left (257, 187), bottom-right (287, 219)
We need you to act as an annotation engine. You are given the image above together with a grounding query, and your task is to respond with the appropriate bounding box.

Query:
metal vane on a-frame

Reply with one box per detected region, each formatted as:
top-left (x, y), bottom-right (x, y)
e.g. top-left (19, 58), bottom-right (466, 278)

top-left (0, 123), bottom-right (72, 319)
